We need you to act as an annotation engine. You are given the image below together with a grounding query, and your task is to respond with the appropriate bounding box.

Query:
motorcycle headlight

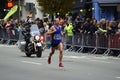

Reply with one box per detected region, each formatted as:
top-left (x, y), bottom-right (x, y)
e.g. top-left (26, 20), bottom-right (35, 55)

top-left (35, 36), bottom-right (40, 41)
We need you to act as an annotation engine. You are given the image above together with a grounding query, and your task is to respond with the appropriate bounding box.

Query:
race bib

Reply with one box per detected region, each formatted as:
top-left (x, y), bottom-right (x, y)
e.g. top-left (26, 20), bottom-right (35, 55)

top-left (53, 34), bottom-right (61, 40)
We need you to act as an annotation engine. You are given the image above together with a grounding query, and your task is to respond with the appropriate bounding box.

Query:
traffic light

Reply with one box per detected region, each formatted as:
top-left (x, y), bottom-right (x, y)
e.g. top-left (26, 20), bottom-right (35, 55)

top-left (7, 1), bottom-right (13, 8)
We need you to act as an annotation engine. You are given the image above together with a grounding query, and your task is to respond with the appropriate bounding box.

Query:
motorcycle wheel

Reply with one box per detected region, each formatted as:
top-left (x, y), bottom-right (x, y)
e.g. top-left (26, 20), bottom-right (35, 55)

top-left (36, 47), bottom-right (42, 57)
top-left (26, 43), bottom-right (33, 57)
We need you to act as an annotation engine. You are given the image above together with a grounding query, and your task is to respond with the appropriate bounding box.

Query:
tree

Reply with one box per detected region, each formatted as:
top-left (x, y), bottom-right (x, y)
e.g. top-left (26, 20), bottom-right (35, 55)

top-left (37, 0), bottom-right (78, 16)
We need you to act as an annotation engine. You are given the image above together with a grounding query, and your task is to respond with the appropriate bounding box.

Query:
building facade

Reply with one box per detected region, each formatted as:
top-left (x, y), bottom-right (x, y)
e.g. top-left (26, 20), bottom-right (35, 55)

top-left (21, 0), bottom-right (43, 20)
top-left (74, 0), bottom-right (120, 21)
top-left (1, 0), bottom-right (120, 21)
top-left (92, 0), bottom-right (120, 21)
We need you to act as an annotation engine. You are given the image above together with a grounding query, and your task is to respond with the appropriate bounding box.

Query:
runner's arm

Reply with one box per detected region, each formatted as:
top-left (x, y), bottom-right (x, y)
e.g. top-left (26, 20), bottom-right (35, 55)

top-left (47, 26), bottom-right (56, 35)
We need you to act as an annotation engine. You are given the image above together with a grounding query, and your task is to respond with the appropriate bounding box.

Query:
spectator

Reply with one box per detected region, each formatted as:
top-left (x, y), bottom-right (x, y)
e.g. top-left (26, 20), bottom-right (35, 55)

top-left (90, 19), bottom-right (98, 35)
top-left (83, 18), bottom-right (91, 46)
top-left (117, 21), bottom-right (120, 33)
top-left (64, 21), bottom-right (73, 44)
top-left (73, 20), bottom-right (82, 45)
top-left (100, 18), bottom-right (106, 30)
top-left (107, 21), bottom-right (118, 35)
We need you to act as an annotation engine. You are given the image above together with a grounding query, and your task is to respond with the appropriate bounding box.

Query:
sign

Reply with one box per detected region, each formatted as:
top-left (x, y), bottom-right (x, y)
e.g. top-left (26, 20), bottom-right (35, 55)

top-left (4, 5), bottom-right (18, 20)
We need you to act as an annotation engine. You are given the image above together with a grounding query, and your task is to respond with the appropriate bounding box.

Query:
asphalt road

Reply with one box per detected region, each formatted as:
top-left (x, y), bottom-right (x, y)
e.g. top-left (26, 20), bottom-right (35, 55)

top-left (0, 44), bottom-right (120, 80)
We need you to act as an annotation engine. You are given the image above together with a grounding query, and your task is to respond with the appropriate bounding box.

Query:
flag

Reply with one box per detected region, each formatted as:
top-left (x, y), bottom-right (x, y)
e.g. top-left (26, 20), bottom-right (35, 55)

top-left (4, 5), bottom-right (18, 20)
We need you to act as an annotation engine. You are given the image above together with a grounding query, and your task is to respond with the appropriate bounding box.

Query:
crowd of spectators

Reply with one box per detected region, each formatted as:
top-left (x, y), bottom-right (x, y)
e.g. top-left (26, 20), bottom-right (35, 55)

top-left (0, 15), bottom-right (120, 48)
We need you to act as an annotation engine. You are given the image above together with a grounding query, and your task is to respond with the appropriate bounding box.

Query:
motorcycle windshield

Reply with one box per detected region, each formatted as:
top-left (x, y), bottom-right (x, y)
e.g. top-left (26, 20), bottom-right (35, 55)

top-left (30, 24), bottom-right (40, 36)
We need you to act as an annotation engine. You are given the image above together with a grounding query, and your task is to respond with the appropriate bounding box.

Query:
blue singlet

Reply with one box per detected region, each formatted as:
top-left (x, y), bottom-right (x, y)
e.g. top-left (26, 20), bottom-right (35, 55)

top-left (51, 25), bottom-right (62, 44)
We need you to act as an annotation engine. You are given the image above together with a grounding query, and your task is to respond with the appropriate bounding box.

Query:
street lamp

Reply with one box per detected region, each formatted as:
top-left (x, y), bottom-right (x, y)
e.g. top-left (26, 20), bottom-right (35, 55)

top-left (92, 7), bottom-right (95, 10)
top-left (80, 9), bottom-right (83, 12)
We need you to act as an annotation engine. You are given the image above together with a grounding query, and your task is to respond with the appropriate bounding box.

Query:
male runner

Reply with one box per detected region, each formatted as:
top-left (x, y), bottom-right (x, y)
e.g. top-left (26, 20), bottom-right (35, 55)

top-left (47, 18), bottom-right (64, 67)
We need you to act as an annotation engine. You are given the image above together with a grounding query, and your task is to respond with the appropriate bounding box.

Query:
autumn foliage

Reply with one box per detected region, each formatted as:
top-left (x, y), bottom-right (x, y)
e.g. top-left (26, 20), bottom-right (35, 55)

top-left (37, 0), bottom-right (78, 15)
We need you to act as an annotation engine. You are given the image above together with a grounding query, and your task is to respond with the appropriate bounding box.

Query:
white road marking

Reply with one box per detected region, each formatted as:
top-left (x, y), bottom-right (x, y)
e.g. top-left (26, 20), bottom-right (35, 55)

top-left (0, 45), bottom-right (16, 48)
top-left (64, 55), bottom-right (109, 60)
top-left (116, 77), bottom-right (120, 79)
top-left (64, 56), bottom-right (90, 59)
top-left (94, 56), bottom-right (108, 60)
top-left (22, 61), bottom-right (42, 65)
top-left (64, 56), bottom-right (112, 63)
top-left (64, 56), bottom-right (80, 59)
top-left (90, 60), bottom-right (111, 63)
top-left (109, 57), bottom-right (120, 60)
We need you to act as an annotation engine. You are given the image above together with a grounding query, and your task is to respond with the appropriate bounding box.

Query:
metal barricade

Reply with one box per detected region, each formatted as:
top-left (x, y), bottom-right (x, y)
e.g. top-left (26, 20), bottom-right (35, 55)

top-left (0, 28), bottom-right (2, 40)
top-left (66, 33), bottom-right (97, 53)
top-left (63, 32), bottom-right (120, 56)
top-left (0, 28), bottom-right (19, 44)
top-left (64, 33), bottom-right (96, 53)
top-left (0, 28), bottom-right (8, 43)
top-left (63, 33), bottom-right (74, 51)
top-left (110, 34), bottom-right (120, 49)
top-left (6, 29), bottom-right (19, 44)
top-left (108, 34), bottom-right (120, 57)
top-left (44, 33), bottom-right (51, 49)
top-left (83, 33), bottom-right (97, 54)
top-left (72, 33), bottom-right (83, 52)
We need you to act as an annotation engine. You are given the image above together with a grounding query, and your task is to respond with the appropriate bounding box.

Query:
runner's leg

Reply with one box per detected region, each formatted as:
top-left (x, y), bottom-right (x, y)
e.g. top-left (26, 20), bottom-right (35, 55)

top-left (58, 42), bottom-right (64, 67)
top-left (48, 47), bottom-right (55, 64)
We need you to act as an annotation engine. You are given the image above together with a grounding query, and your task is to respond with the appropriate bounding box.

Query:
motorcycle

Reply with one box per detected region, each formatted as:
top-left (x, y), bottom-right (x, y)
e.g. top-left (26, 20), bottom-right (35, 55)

top-left (18, 24), bottom-right (44, 57)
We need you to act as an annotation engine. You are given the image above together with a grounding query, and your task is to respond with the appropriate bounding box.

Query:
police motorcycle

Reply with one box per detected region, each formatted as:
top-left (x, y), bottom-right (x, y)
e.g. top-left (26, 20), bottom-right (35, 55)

top-left (18, 23), bottom-right (44, 57)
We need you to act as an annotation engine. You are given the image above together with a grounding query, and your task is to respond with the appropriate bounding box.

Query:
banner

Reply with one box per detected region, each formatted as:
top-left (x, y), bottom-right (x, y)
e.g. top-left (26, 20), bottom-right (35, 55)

top-left (4, 5), bottom-right (18, 20)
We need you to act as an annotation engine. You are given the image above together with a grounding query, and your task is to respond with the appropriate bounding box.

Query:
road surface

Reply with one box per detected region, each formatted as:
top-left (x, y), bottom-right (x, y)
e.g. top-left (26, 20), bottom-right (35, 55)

top-left (0, 44), bottom-right (120, 80)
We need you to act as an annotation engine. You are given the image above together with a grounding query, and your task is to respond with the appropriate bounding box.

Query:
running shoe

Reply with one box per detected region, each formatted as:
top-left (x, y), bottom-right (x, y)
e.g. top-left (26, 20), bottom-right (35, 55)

top-left (59, 63), bottom-right (64, 67)
top-left (48, 57), bottom-right (51, 64)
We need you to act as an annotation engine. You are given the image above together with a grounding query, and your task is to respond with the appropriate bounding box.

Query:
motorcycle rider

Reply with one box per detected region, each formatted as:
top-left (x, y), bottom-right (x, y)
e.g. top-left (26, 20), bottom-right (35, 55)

top-left (22, 19), bottom-right (33, 52)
